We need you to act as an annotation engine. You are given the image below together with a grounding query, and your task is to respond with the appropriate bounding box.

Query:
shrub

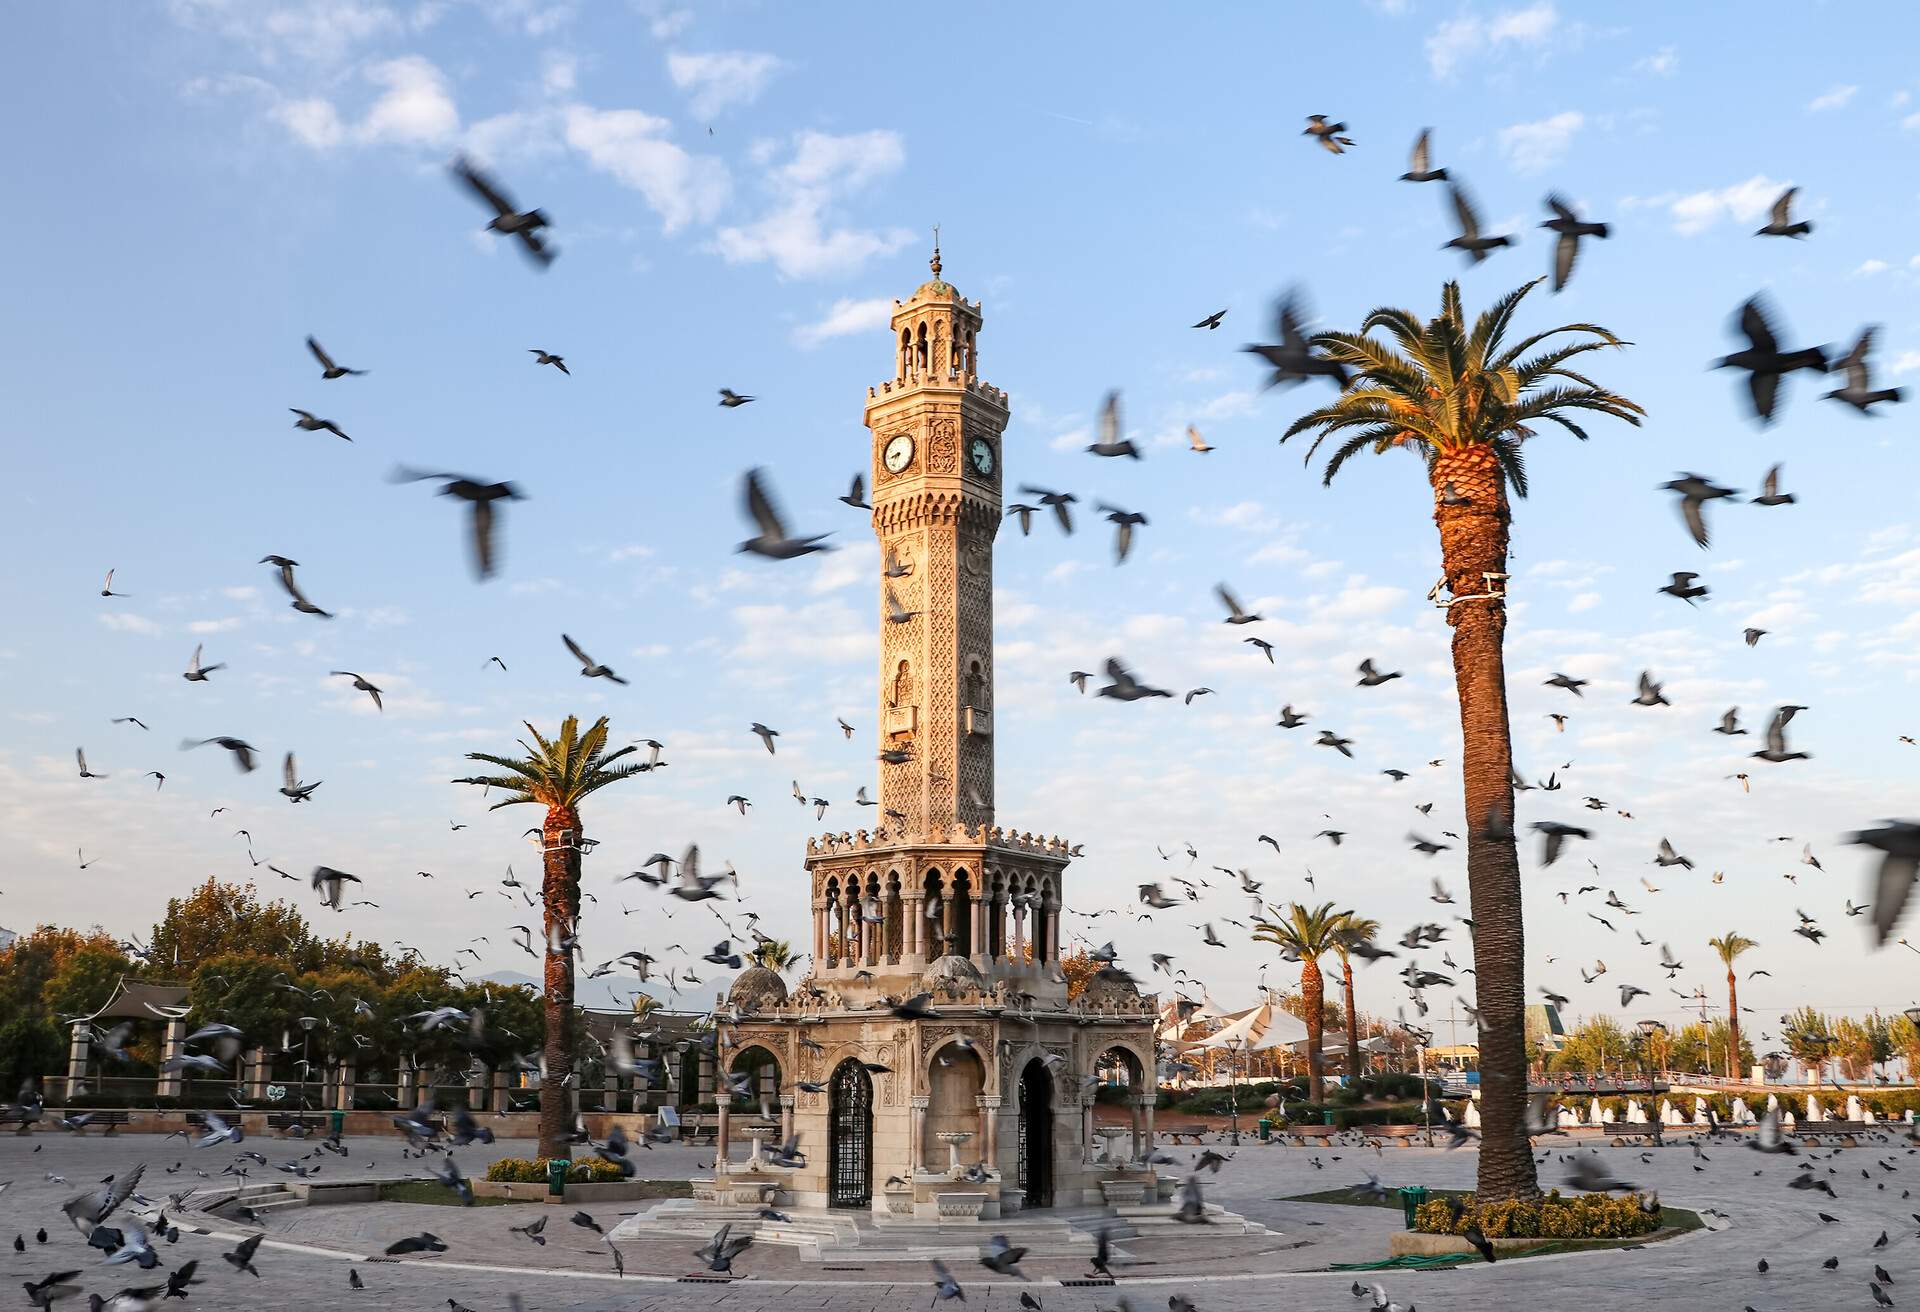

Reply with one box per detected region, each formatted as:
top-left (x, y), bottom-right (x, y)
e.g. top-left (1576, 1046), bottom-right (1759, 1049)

top-left (1415, 1189), bottom-right (1660, 1240)
top-left (484, 1156), bottom-right (628, 1184)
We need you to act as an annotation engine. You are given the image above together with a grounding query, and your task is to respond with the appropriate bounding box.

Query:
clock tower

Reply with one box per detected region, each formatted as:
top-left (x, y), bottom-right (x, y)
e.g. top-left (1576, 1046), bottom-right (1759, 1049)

top-left (864, 242), bottom-right (1008, 838)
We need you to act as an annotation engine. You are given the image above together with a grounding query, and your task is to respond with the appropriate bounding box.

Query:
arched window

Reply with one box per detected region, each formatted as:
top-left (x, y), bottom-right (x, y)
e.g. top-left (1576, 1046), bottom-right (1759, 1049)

top-left (966, 660), bottom-right (985, 708)
top-left (916, 322), bottom-right (929, 372)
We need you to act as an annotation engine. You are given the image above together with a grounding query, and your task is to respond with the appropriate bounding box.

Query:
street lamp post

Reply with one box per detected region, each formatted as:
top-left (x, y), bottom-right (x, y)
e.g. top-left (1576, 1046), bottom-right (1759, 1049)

top-left (1225, 1038), bottom-right (1244, 1146)
top-left (1636, 1019), bottom-right (1666, 1143)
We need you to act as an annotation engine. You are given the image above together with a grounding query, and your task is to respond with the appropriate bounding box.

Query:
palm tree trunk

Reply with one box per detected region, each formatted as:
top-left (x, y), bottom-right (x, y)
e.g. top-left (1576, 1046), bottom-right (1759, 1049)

top-left (1726, 971), bottom-right (1740, 1081)
top-left (1302, 957), bottom-right (1325, 1102)
top-left (539, 805), bottom-right (582, 1159)
top-left (1341, 956), bottom-right (1362, 1082)
top-left (1430, 447), bottom-right (1536, 1203)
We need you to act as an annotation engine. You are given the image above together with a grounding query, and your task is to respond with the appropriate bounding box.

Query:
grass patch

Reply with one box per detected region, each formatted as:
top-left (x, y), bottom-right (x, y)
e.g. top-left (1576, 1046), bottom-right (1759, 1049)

top-left (1282, 1187), bottom-right (1473, 1211)
top-left (377, 1181), bottom-right (528, 1207)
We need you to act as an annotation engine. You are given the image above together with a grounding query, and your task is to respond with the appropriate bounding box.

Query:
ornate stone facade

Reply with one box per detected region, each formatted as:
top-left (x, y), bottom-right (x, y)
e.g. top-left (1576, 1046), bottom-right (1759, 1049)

top-left (711, 253), bottom-right (1160, 1218)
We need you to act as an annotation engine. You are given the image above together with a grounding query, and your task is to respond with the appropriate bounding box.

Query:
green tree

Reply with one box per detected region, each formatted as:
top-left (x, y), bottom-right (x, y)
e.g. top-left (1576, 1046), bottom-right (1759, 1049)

top-left (1251, 902), bottom-right (1348, 1100)
top-left (1891, 1013), bottom-right (1920, 1082)
top-left (44, 945), bottom-right (133, 1022)
top-left (1782, 1007), bottom-right (1836, 1073)
top-left (1548, 1015), bottom-right (1629, 1075)
top-left (150, 879), bottom-right (318, 977)
top-left (1835, 1014), bottom-right (1893, 1081)
top-left (455, 715), bottom-right (647, 1156)
top-left (1282, 279), bottom-right (1642, 1201)
top-left (1331, 913), bottom-right (1380, 1078)
top-left (1707, 932), bottom-right (1758, 1080)
top-left (749, 939), bottom-right (796, 972)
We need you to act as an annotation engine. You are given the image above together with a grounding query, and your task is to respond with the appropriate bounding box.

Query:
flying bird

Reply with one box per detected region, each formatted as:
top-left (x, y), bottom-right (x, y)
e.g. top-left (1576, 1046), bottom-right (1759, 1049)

top-left (261, 555), bottom-right (333, 618)
top-left (1848, 821), bottom-right (1920, 947)
top-left (737, 467), bottom-right (833, 559)
top-left (329, 671), bottom-right (383, 711)
top-left (1400, 127), bottom-right (1446, 182)
top-left (1658, 571), bottom-right (1708, 605)
top-left (1716, 296), bottom-right (1828, 423)
top-left (1751, 705), bottom-right (1810, 763)
top-left (388, 466), bottom-right (525, 580)
top-left (1242, 287), bottom-right (1348, 389)
top-left (528, 348), bottom-right (569, 375)
top-left (1303, 114), bottom-right (1354, 153)
top-left (718, 388), bottom-right (754, 407)
top-left (451, 154), bottom-right (555, 266)
top-left (1540, 193), bottom-right (1608, 290)
top-left (1086, 391), bottom-right (1139, 458)
top-left (1192, 309), bottom-right (1227, 330)
top-left (839, 473), bottom-right (870, 509)
top-left (182, 737), bottom-right (257, 772)
top-left (1096, 503), bottom-right (1147, 562)
top-left (1659, 473), bottom-right (1738, 548)
top-left (1825, 326), bottom-right (1905, 413)
top-left (1185, 424), bottom-right (1213, 452)
top-left (289, 408), bottom-right (349, 441)
top-left (1442, 183), bottom-right (1514, 263)
top-left (562, 633), bottom-right (628, 685)
top-left (1755, 185), bottom-right (1812, 238)
top-left (305, 336), bottom-right (366, 379)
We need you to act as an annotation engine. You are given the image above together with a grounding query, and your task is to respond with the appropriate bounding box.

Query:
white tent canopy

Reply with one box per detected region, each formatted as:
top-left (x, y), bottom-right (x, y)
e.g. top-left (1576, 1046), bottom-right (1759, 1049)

top-left (1189, 1000), bottom-right (1311, 1052)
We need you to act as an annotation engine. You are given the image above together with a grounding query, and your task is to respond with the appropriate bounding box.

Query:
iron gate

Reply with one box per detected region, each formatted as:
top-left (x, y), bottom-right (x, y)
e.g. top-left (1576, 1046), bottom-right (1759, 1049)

top-left (827, 1059), bottom-right (872, 1208)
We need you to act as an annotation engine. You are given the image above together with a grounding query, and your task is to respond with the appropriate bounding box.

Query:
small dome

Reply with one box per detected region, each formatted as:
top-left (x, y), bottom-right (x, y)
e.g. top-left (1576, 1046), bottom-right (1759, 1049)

top-left (913, 278), bottom-right (956, 300)
top-left (728, 965), bottom-right (789, 1009)
top-left (921, 953), bottom-right (983, 993)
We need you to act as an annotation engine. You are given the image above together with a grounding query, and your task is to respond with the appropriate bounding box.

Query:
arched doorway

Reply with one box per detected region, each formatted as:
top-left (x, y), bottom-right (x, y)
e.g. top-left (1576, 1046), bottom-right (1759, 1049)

top-left (827, 1059), bottom-right (873, 1208)
top-left (1017, 1059), bottom-right (1053, 1209)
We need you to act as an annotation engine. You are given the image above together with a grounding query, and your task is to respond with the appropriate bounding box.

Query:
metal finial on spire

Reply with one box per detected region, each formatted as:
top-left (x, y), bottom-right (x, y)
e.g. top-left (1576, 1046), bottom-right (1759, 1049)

top-left (930, 224), bottom-right (941, 277)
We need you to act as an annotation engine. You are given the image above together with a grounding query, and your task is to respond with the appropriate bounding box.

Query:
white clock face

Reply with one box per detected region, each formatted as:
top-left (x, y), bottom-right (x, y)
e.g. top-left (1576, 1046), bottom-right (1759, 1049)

top-left (883, 434), bottom-right (915, 473)
top-left (969, 437), bottom-right (995, 475)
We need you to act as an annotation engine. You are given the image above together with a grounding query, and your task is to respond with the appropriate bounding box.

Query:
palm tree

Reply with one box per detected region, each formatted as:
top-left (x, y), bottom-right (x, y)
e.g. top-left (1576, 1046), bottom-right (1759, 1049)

top-left (1281, 280), bottom-right (1642, 1202)
top-left (1251, 902), bottom-right (1348, 1100)
top-left (455, 716), bottom-right (646, 1157)
top-left (749, 938), bottom-right (795, 972)
top-left (1331, 913), bottom-right (1381, 1081)
top-left (1708, 932), bottom-right (1758, 1080)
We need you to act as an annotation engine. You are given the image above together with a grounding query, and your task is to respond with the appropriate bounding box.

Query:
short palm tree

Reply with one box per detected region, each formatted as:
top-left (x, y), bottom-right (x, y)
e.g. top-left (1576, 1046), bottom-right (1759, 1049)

top-left (1280, 279), bottom-right (1642, 1202)
top-left (455, 716), bottom-right (646, 1157)
top-left (750, 938), bottom-right (795, 972)
top-left (1331, 913), bottom-right (1381, 1081)
top-left (1252, 902), bottom-right (1348, 1100)
top-left (1708, 932), bottom-right (1758, 1079)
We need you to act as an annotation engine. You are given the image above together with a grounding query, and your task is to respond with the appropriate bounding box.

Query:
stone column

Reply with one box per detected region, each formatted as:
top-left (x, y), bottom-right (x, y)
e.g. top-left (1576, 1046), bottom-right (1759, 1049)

top-left (335, 1063), bottom-right (355, 1112)
top-left (911, 1096), bottom-right (930, 1174)
top-left (245, 1047), bottom-right (268, 1099)
top-left (780, 1093), bottom-right (795, 1143)
top-left (396, 1054), bottom-right (415, 1104)
top-left (863, 897), bottom-right (879, 967)
top-left (155, 1019), bottom-right (186, 1099)
top-left (715, 1103), bottom-right (731, 1174)
top-left (697, 1049), bottom-right (715, 1105)
top-left (841, 887), bottom-right (859, 962)
top-left (812, 898), bottom-right (828, 968)
top-left (977, 1095), bottom-right (1001, 1173)
top-left (1081, 1099), bottom-right (1095, 1163)
top-left (65, 1022), bottom-right (91, 1102)
top-left (1140, 1094), bottom-right (1157, 1157)
top-left (492, 1068), bottom-right (512, 1114)
top-left (1011, 902), bottom-right (1027, 968)
top-left (1128, 1097), bottom-right (1142, 1162)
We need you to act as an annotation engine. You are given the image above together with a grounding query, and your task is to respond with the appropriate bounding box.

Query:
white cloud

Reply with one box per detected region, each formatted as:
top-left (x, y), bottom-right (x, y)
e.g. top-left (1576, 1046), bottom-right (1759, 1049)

top-left (643, 4), bottom-right (692, 40)
top-left (711, 130), bottom-right (912, 279)
top-left (1633, 46), bottom-right (1677, 77)
top-left (1567, 591), bottom-right (1602, 613)
top-left (794, 296), bottom-right (894, 347)
top-left (608, 544), bottom-right (656, 562)
top-left (188, 617), bottom-right (245, 634)
top-left (1426, 3), bottom-right (1558, 80)
top-left (221, 586), bottom-right (260, 601)
top-left (168, 0), bottom-right (403, 66)
top-left (99, 613), bottom-right (162, 636)
top-left (273, 96), bottom-right (345, 148)
top-left (666, 50), bottom-right (783, 118)
top-left (1851, 258), bottom-right (1890, 278)
top-left (563, 106), bottom-right (729, 232)
top-left (1889, 351), bottom-right (1920, 375)
top-left (1498, 110), bottom-right (1584, 173)
top-left (1665, 175), bottom-right (1787, 236)
top-left (1902, 111), bottom-right (1920, 133)
top-left (540, 52), bottom-right (576, 95)
top-left (1806, 84), bottom-right (1858, 113)
top-left (356, 55), bottom-right (458, 145)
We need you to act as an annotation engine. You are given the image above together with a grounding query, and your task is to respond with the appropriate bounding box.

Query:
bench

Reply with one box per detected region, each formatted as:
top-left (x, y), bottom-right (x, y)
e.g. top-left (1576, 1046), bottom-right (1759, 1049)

top-left (1161, 1126), bottom-right (1211, 1145)
top-left (679, 1113), bottom-right (719, 1145)
top-left (72, 1110), bottom-right (131, 1135)
top-left (267, 1113), bottom-right (325, 1136)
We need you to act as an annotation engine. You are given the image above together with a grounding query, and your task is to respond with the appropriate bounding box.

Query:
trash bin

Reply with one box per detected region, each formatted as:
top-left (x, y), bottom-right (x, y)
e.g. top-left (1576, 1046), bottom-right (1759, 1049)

top-left (1257, 1117), bottom-right (1272, 1141)
top-left (1321, 1110), bottom-right (1338, 1127)
top-left (546, 1157), bottom-right (571, 1198)
top-left (1398, 1186), bottom-right (1429, 1230)
top-left (328, 1110), bottom-right (345, 1139)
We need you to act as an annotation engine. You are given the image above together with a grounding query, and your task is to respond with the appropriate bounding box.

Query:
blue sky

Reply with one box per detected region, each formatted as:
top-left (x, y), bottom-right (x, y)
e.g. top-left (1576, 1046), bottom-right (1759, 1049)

top-left (5, 1), bottom-right (1919, 1040)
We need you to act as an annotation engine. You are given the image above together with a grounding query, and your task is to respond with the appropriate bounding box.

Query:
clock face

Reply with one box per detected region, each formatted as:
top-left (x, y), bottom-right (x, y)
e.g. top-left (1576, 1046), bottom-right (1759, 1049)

top-left (968, 437), bottom-right (995, 476)
top-left (883, 434), bottom-right (915, 473)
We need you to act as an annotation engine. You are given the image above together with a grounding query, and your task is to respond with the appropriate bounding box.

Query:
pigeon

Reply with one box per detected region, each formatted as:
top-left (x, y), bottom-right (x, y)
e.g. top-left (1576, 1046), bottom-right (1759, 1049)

top-left (1400, 127), bottom-right (1447, 182)
top-left (1716, 297), bottom-right (1828, 423)
top-left (1317, 730), bottom-right (1355, 758)
top-left (1086, 392), bottom-right (1138, 459)
top-left (305, 335), bottom-right (366, 379)
top-left (1277, 704), bottom-right (1308, 728)
top-left (1242, 288), bottom-right (1348, 389)
top-left (1654, 838), bottom-right (1692, 870)
top-left (839, 473), bottom-right (869, 509)
top-left (1303, 114), bottom-right (1354, 153)
top-left (257, 555), bottom-right (332, 618)
top-left (1356, 659), bottom-right (1402, 687)
top-left (383, 1232), bottom-right (447, 1255)
top-left (311, 866), bottom-right (361, 911)
top-left (1442, 183), bottom-right (1513, 262)
top-left (289, 408), bottom-right (350, 441)
top-left (181, 737), bottom-right (256, 772)
top-left (737, 468), bottom-right (832, 559)
top-left (1658, 571), bottom-right (1708, 605)
top-left (528, 348), bottom-right (569, 375)
top-left (718, 388), bottom-right (754, 407)
top-left (1096, 503), bottom-right (1147, 562)
top-left (1751, 705), bottom-right (1810, 763)
top-left (1751, 463), bottom-right (1796, 507)
top-left (1245, 636), bottom-right (1275, 662)
top-left (279, 751), bottom-right (321, 802)
top-left (221, 1232), bottom-right (263, 1277)
top-left (1744, 628), bottom-right (1768, 647)
top-left (695, 1223), bottom-right (752, 1273)
top-left (1016, 485), bottom-right (1078, 534)
top-left (387, 467), bottom-right (525, 580)
top-left (978, 1233), bottom-right (1028, 1278)
top-left (562, 634), bottom-right (628, 685)
top-left (1755, 185), bottom-right (1812, 238)
top-left (1531, 821), bottom-right (1591, 867)
top-left (1545, 673), bottom-right (1588, 697)
top-left (451, 154), bottom-right (554, 265)
top-left (1185, 425), bottom-right (1213, 452)
top-left (182, 643), bottom-right (225, 683)
top-left (1216, 584), bottom-right (1262, 624)
top-left (1714, 707), bottom-right (1746, 736)
top-left (1631, 671), bottom-right (1669, 707)
top-left (1849, 821), bottom-right (1920, 947)
top-left (749, 723), bottom-right (778, 754)
top-left (75, 748), bottom-right (106, 779)
top-left (62, 1165), bottom-right (143, 1237)
top-left (328, 671), bottom-right (383, 711)
top-left (1660, 474), bottom-right (1738, 548)
top-left (1539, 193), bottom-right (1608, 291)
top-left (1192, 309), bottom-right (1227, 330)
top-left (21, 1272), bottom-right (80, 1310)
top-left (1825, 326), bottom-right (1904, 413)
top-left (1095, 657), bottom-right (1172, 702)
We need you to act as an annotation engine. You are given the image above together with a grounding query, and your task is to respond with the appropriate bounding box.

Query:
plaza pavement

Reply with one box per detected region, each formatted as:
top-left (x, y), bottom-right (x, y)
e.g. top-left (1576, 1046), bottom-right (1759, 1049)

top-left (3, 1126), bottom-right (1916, 1309)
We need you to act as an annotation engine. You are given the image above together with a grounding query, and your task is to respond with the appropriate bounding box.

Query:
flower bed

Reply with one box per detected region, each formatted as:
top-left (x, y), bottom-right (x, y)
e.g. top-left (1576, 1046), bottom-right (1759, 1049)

top-left (485, 1156), bottom-right (628, 1184)
top-left (1415, 1189), bottom-right (1661, 1239)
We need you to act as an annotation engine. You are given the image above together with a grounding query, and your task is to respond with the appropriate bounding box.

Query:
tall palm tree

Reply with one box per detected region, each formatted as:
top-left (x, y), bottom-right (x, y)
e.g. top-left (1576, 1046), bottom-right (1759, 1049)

top-left (1708, 932), bottom-right (1758, 1080)
top-left (1280, 280), bottom-right (1642, 1202)
top-left (1331, 913), bottom-right (1381, 1081)
top-left (1251, 901), bottom-right (1348, 1100)
top-left (455, 716), bottom-right (645, 1157)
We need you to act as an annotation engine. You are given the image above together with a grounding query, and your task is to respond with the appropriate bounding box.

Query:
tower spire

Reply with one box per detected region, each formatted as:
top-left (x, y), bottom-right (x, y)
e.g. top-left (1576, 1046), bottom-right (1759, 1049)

top-left (930, 224), bottom-right (941, 278)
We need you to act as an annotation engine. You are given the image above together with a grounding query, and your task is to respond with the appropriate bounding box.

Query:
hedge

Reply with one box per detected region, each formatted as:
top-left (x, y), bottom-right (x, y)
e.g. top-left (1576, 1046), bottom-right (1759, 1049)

top-left (485, 1157), bottom-right (628, 1184)
top-left (1416, 1189), bottom-right (1661, 1239)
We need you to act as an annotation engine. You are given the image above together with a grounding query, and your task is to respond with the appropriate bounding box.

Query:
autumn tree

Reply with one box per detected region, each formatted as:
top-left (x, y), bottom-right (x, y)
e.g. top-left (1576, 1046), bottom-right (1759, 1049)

top-left (150, 878), bottom-right (319, 977)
